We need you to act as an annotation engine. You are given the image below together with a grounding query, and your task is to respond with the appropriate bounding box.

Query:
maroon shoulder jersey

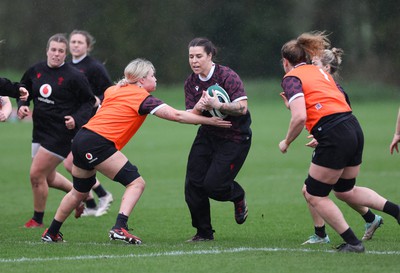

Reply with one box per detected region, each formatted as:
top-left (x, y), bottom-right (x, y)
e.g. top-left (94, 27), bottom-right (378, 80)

top-left (184, 64), bottom-right (251, 143)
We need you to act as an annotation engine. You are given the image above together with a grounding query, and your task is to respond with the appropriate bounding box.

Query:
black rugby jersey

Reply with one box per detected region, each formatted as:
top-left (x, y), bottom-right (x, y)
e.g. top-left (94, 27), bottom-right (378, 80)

top-left (184, 64), bottom-right (252, 143)
top-left (19, 61), bottom-right (95, 150)
top-left (70, 56), bottom-right (112, 102)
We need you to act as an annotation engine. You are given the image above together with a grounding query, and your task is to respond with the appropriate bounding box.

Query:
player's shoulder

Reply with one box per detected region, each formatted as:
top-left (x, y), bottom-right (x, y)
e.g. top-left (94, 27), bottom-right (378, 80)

top-left (184, 72), bottom-right (199, 87)
top-left (215, 63), bottom-right (236, 74)
top-left (30, 61), bottom-right (47, 71)
top-left (65, 63), bottom-right (86, 75)
top-left (185, 71), bottom-right (197, 81)
top-left (25, 61), bottom-right (50, 77)
top-left (85, 56), bottom-right (106, 68)
top-left (215, 64), bottom-right (242, 82)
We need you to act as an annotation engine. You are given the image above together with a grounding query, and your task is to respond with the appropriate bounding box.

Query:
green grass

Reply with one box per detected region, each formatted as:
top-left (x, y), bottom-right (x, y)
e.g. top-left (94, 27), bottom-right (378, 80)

top-left (1, 83), bottom-right (400, 273)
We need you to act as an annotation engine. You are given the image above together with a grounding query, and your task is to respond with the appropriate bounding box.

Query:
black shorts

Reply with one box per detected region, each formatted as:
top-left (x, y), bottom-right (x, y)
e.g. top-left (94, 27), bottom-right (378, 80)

top-left (311, 115), bottom-right (363, 169)
top-left (32, 121), bottom-right (76, 158)
top-left (72, 128), bottom-right (117, 170)
top-left (186, 130), bottom-right (251, 198)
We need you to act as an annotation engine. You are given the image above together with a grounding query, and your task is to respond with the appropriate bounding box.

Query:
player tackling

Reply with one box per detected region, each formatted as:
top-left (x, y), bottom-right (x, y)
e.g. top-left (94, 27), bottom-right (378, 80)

top-left (41, 58), bottom-right (231, 244)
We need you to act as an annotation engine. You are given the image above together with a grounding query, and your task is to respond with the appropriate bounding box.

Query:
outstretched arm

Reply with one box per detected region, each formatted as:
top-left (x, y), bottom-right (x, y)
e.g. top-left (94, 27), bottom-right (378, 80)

top-left (0, 78), bottom-right (23, 99)
top-left (153, 104), bottom-right (231, 128)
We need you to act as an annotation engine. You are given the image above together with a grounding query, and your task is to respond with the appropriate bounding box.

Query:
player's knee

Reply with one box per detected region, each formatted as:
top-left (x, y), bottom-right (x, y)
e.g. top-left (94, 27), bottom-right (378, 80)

top-left (203, 175), bottom-right (230, 195)
top-left (29, 171), bottom-right (44, 187)
top-left (304, 175), bottom-right (333, 197)
top-left (204, 181), bottom-right (225, 198)
top-left (333, 191), bottom-right (348, 201)
top-left (333, 178), bottom-right (356, 193)
top-left (333, 178), bottom-right (356, 200)
top-left (203, 182), bottom-right (216, 195)
top-left (70, 187), bottom-right (89, 201)
top-left (113, 161), bottom-right (141, 186)
top-left (73, 175), bottom-right (96, 193)
top-left (127, 177), bottom-right (146, 191)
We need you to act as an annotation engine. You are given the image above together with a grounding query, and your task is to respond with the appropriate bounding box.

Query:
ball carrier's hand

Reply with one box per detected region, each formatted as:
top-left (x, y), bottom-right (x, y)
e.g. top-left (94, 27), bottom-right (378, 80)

top-left (203, 89), bottom-right (223, 111)
top-left (193, 91), bottom-right (209, 112)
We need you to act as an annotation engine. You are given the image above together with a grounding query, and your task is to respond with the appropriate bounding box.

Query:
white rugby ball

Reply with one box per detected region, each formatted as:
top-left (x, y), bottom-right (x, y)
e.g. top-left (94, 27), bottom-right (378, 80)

top-left (206, 85), bottom-right (231, 118)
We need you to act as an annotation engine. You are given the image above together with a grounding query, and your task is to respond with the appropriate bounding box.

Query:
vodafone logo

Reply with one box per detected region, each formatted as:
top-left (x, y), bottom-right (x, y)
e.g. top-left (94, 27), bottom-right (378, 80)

top-left (85, 152), bottom-right (98, 164)
top-left (39, 84), bottom-right (52, 98)
top-left (85, 153), bottom-right (93, 160)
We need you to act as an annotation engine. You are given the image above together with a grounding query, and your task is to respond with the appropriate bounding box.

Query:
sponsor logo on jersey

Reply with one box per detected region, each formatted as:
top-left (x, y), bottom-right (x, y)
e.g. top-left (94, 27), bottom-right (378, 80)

top-left (40, 84), bottom-right (52, 98)
top-left (38, 84), bottom-right (55, 104)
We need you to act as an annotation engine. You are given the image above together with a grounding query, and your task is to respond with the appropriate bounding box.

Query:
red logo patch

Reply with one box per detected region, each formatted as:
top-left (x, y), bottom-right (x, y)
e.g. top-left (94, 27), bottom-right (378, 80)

top-left (39, 84), bottom-right (52, 98)
top-left (85, 153), bottom-right (93, 160)
top-left (43, 86), bottom-right (49, 95)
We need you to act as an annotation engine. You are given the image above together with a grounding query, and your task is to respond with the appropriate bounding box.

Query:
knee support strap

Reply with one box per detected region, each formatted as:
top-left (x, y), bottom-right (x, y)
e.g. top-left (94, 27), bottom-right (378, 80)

top-left (304, 175), bottom-right (333, 197)
top-left (333, 177), bottom-right (356, 193)
top-left (114, 161), bottom-right (141, 186)
top-left (73, 175), bottom-right (96, 193)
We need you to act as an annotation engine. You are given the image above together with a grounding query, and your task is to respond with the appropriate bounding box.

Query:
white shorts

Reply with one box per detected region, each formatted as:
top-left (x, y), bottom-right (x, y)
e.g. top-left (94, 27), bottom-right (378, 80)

top-left (31, 143), bottom-right (65, 160)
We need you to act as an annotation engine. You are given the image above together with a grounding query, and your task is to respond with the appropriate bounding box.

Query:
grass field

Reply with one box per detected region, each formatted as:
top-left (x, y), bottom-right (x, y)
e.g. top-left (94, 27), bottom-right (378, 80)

top-left (0, 81), bottom-right (400, 273)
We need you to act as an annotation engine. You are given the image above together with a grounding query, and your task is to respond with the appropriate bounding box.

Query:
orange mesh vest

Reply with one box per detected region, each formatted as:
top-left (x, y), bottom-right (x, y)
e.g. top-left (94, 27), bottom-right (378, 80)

top-left (284, 65), bottom-right (351, 132)
top-left (84, 84), bottom-right (150, 150)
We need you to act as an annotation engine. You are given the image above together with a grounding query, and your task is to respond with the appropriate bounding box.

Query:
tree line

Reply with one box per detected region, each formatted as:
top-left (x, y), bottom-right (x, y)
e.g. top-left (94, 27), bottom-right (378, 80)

top-left (0, 0), bottom-right (399, 86)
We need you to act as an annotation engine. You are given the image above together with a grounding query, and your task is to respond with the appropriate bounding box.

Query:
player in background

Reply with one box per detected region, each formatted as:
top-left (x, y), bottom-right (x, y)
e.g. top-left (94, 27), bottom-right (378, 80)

top-left (278, 31), bottom-right (400, 253)
top-left (41, 58), bottom-right (232, 244)
top-left (66, 30), bottom-right (114, 217)
top-left (183, 37), bottom-right (252, 242)
top-left (18, 33), bottom-right (95, 228)
top-left (291, 48), bottom-right (382, 245)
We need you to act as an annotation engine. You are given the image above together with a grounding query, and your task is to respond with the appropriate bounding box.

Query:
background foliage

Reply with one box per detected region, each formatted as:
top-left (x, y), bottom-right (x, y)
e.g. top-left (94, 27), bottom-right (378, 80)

top-left (0, 0), bottom-right (399, 86)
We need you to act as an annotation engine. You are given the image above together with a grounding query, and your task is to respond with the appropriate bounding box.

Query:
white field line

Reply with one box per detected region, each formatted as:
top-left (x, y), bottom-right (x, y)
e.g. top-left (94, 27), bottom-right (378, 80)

top-left (1, 247), bottom-right (400, 263)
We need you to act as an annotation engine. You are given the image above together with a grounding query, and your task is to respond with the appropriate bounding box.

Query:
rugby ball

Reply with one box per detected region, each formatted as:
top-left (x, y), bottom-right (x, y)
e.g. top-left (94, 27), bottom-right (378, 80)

top-left (206, 85), bottom-right (231, 118)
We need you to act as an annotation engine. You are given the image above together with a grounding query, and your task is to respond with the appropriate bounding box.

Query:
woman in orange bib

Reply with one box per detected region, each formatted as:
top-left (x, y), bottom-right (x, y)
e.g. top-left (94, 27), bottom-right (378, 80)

top-left (279, 31), bottom-right (400, 253)
top-left (41, 58), bottom-right (231, 244)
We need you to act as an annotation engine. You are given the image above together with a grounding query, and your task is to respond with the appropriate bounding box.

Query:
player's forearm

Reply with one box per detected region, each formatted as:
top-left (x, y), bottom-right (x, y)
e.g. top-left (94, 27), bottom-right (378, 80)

top-left (395, 109), bottom-right (400, 135)
top-left (285, 117), bottom-right (305, 145)
top-left (218, 100), bottom-right (247, 116)
top-left (0, 78), bottom-right (21, 98)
